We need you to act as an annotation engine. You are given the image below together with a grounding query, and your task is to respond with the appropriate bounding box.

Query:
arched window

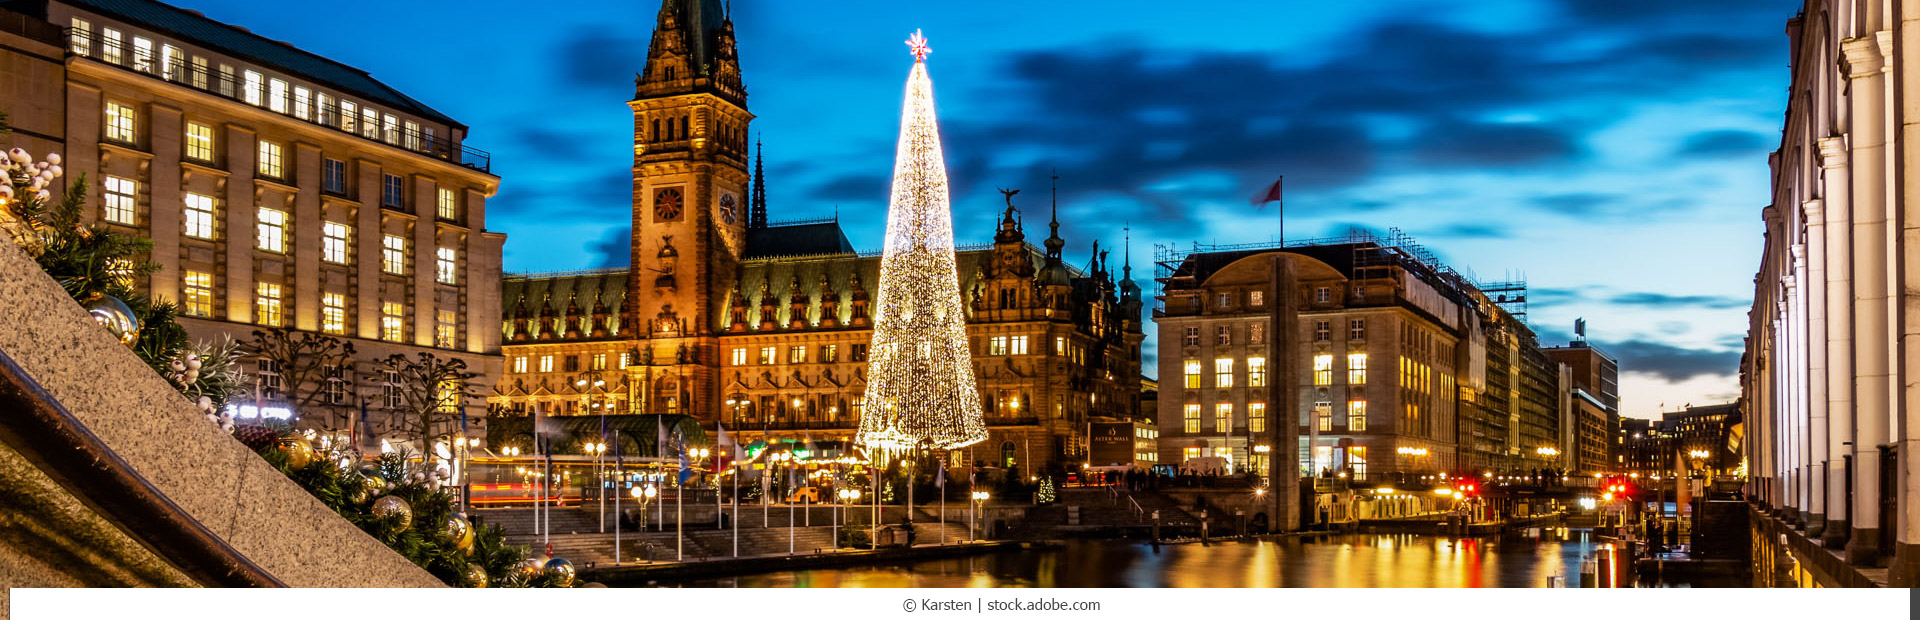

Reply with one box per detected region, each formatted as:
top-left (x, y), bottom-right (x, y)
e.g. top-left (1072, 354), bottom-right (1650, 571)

top-left (1001, 441), bottom-right (1016, 469)
top-left (651, 119), bottom-right (659, 142)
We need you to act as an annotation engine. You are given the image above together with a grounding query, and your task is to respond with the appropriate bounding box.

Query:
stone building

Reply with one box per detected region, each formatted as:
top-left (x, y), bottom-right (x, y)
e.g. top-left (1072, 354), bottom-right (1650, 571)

top-left (0, 0), bottom-right (504, 439)
top-left (489, 0), bottom-right (1144, 475)
top-left (1153, 236), bottom-right (1568, 481)
top-left (1745, 0), bottom-right (1918, 584)
top-left (1544, 339), bottom-right (1620, 474)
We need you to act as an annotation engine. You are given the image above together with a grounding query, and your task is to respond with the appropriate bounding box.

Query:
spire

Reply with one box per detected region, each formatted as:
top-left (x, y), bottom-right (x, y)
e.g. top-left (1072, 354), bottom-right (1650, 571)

top-left (749, 137), bottom-right (767, 229)
top-left (1043, 170), bottom-right (1065, 260)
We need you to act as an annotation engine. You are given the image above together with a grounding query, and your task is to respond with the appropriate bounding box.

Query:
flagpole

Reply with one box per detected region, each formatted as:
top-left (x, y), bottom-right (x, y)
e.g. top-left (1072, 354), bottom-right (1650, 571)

top-left (788, 459), bottom-right (796, 555)
top-left (614, 430), bottom-right (622, 565)
top-left (732, 459), bottom-right (740, 557)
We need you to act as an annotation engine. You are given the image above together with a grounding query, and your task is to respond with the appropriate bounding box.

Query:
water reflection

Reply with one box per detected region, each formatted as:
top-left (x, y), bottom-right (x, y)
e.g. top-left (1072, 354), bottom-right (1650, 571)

top-left (666, 532), bottom-right (1606, 588)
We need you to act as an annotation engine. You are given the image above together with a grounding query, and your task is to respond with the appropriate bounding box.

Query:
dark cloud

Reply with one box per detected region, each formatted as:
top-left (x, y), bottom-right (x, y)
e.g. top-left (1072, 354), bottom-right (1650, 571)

top-left (1411, 121), bottom-right (1583, 167)
top-left (559, 26), bottom-right (645, 93)
top-left (1528, 287), bottom-right (1589, 305)
top-left (1434, 222), bottom-right (1513, 239)
top-left (588, 225), bottom-right (631, 269)
top-left (1606, 340), bottom-right (1740, 382)
top-left (1553, 0), bottom-right (1786, 25)
top-left (514, 127), bottom-right (596, 163)
top-left (1677, 129), bottom-right (1771, 158)
top-left (808, 173), bottom-right (891, 203)
top-left (1609, 291), bottom-right (1749, 310)
top-left (489, 169), bottom-right (631, 219)
top-left (1530, 192), bottom-right (1615, 216)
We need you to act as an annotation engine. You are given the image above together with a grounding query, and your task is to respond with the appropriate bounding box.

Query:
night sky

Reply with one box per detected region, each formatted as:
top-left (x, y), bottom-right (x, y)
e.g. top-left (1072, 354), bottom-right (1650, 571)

top-left (177, 0), bottom-right (1797, 419)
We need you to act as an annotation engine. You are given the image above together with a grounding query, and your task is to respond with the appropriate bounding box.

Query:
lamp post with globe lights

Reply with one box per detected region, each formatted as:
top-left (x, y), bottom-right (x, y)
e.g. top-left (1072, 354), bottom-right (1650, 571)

top-left (970, 490), bottom-right (990, 542)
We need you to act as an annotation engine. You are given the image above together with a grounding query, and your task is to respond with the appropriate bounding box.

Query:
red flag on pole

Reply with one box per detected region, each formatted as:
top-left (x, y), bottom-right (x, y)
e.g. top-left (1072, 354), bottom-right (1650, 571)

top-left (1252, 176), bottom-right (1283, 209)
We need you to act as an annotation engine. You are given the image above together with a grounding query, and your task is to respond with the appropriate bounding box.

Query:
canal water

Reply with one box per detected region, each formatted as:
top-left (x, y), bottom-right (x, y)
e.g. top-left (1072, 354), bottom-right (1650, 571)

top-left (661, 531), bottom-right (1640, 588)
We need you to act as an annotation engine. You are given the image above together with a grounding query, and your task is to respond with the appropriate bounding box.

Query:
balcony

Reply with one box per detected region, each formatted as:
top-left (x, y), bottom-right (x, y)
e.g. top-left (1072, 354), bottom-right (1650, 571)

top-left (69, 30), bottom-right (491, 173)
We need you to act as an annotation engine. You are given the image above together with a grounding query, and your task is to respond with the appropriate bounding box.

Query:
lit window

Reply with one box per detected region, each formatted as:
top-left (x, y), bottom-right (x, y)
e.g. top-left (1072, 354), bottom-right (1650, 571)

top-left (255, 283), bottom-right (283, 327)
top-left (1349, 400), bottom-right (1368, 431)
top-left (131, 36), bottom-right (152, 72)
top-left (435, 310), bottom-right (457, 348)
top-left (257, 141), bottom-right (284, 178)
top-left (183, 193), bottom-right (216, 239)
top-left (989, 336), bottom-right (1008, 356)
top-left (1250, 290), bottom-right (1265, 307)
top-left (619, 352), bottom-right (630, 368)
top-left (243, 70), bottom-right (264, 106)
top-left (437, 187), bottom-right (458, 220)
top-left (539, 355), bottom-right (553, 373)
top-left (1316, 402), bottom-right (1333, 432)
top-left (759, 346), bottom-right (776, 365)
top-left (160, 44), bottom-right (181, 80)
top-left (101, 28), bottom-right (121, 64)
top-left (1249, 402), bottom-right (1267, 433)
top-left (102, 176), bottom-right (136, 224)
top-left (256, 207), bottom-right (287, 252)
top-left (822, 344), bottom-right (839, 363)
top-left (1183, 360), bottom-right (1202, 389)
top-left (293, 86), bottom-right (311, 120)
top-left (361, 108), bottom-right (379, 139)
top-left (436, 247), bottom-right (457, 284)
top-left (1214, 358), bottom-right (1234, 388)
top-left (1249, 323), bottom-right (1266, 344)
top-left (1313, 354), bottom-right (1334, 386)
top-left (382, 235), bottom-right (406, 274)
top-left (268, 78), bottom-right (288, 113)
top-left (789, 345), bottom-right (806, 364)
top-left (104, 101), bottom-right (136, 143)
top-left (1011, 335), bottom-right (1029, 355)
top-left (321, 293), bottom-right (347, 334)
top-left (1314, 320), bottom-right (1330, 342)
top-left (382, 174), bottom-right (405, 207)
top-left (322, 222), bottom-right (350, 264)
top-left (1215, 403), bottom-right (1232, 432)
top-left (1054, 336), bottom-right (1066, 355)
top-left (1350, 318), bottom-right (1367, 340)
top-left (1183, 404), bottom-right (1201, 433)
top-left (1248, 356), bottom-right (1267, 388)
top-left (340, 100), bottom-right (358, 133)
top-left (513, 357), bottom-right (528, 374)
top-left (380, 302), bottom-right (405, 342)
top-left (182, 271), bottom-right (213, 317)
top-left (731, 348), bottom-right (747, 365)
top-left (70, 18), bottom-right (90, 56)
top-left (383, 114), bottom-right (400, 144)
top-left (1348, 352), bottom-right (1368, 385)
top-left (592, 353), bottom-right (607, 370)
top-left (404, 119), bottom-right (421, 150)
top-left (191, 56), bottom-right (209, 89)
top-left (185, 122), bottom-right (215, 162)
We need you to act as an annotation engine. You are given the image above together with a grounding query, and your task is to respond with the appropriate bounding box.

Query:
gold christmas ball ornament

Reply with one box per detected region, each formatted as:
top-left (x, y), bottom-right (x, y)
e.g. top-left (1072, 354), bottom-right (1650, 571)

top-left (517, 557), bottom-right (544, 578)
top-left (344, 482), bottom-right (370, 506)
top-left (445, 514), bottom-right (473, 551)
top-left (542, 558), bottom-right (575, 587)
top-left (372, 495), bottom-right (412, 529)
top-left (464, 564), bottom-right (488, 588)
top-left (280, 440), bottom-right (314, 469)
top-left (83, 294), bottom-right (140, 347)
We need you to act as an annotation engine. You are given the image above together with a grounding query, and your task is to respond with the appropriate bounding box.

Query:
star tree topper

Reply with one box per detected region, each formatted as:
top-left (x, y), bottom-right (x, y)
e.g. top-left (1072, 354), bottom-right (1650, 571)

top-left (906, 29), bottom-right (931, 62)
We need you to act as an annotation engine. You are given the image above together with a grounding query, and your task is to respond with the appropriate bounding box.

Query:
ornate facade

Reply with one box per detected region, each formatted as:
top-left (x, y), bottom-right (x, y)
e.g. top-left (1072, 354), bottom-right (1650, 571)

top-left (490, 0), bottom-right (1144, 474)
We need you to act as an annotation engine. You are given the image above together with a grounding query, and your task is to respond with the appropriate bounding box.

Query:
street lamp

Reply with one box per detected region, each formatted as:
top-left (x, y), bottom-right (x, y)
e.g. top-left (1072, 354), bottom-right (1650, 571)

top-left (970, 490), bottom-right (990, 542)
top-left (585, 441), bottom-right (609, 531)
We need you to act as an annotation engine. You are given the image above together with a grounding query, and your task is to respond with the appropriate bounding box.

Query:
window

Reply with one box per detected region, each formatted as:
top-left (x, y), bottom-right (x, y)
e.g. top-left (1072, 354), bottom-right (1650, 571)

top-left (382, 235), bottom-right (406, 274)
top-left (1214, 358), bottom-right (1234, 388)
top-left (255, 359), bottom-right (281, 399)
top-left (323, 158), bottom-right (347, 194)
top-left (257, 141), bottom-right (284, 178)
top-left (1248, 356), bottom-right (1267, 388)
top-left (321, 293), bottom-right (347, 334)
top-left (1216, 325), bottom-right (1232, 345)
top-left (822, 344), bottom-right (839, 363)
top-left (1011, 335), bottom-right (1029, 355)
top-left (1055, 336), bottom-right (1066, 355)
top-left (1250, 290), bottom-right (1265, 307)
top-left (191, 56), bottom-right (208, 89)
top-left (436, 247), bottom-right (457, 284)
top-left (759, 346), bottom-right (776, 365)
top-left (619, 352), bottom-right (631, 368)
top-left (404, 120), bottom-right (421, 151)
top-left (731, 348), bottom-right (747, 365)
top-left (1249, 402), bottom-right (1267, 433)
top-left (293, 86), bottom-right (311, 119)
top-left (1183, 360), bottom-right (1202, 389)
top-left (243, 70), bottom-right (264, 106)
top-left (131, 36), bottom-right (152, 72)
top-left (591, 353), bottom-right (607, 370)
top-left (70, 18), bottom-right (91, 56)
top-left (1314, 320), bottom-right (1330, 341)
top-left (101, 28), bottom-right (121, 64)
top-left (255, 283), bottom-right (283, 327)
top-left (217, 64), bottom-right (234, 97)
top-left (183, 193), bottom-right (216, 239)
top-left (1348, 400), bottom-right (1368, 431)
top-left (1249, 323), bottom-right (1266, 344)
top-left (1347, 352), bottom-right (1368, 385)
top-left (1182, 326), bottom-right (1200, 347)
top-left (1183, 404), bottom-right (1201, 433)
top-left (322, 222), bottom-right (350, 264)
top-left (323, 364), bottom-right (349, 405)
top-left (1349, 446), bottom-right (1367, 478)
top-left (788, 345), bottom-right (805, 364)
top-left (435, 310), bottom-right (457, 348)
top-left (185, 122), bottom-right (214, 162)
top-left (437, 188), bottom-right (458, 220)
top-left (1316, 402), bottom-right (1333, 432)
top-left (382, 174), bottom-right (404, 207)
top-left (1216, 293), bottom-right (1232, 308)
top-left (1350, 318), bottom-right (1367, 340)
top-left (104, 101), bottom-right (136, 143)
top-left (989, 336), bottom-right (1008, 356)
top-left (538, 355), bottom-right (553, 373)
top-left (268, 78), bottom-right (288, 113)
top-left (256, 207), bottom-right (287, 252)
top-left (1314, 287), bottom-right (1331, 303)
top-left (1215, 403), bottom-right (1233, 432)
top-left (383, 114), bottom-right (400, 145)
top-left (182, 271), bottom-right (213, 317)
top-left (380, 302), bottom-right (405, 341)
top-left (361, 108), bottom-right (379, 139)
top-left (851, 344), bottom-right (868, 362)
top-left (340, 100), bottom-right (358, 133)
top-left (382, 369), bottom-right (402, 409)
top-left (1313, 354), bottom-right (1334, 386)
top-left (102, 176), bottom-right (136, 224)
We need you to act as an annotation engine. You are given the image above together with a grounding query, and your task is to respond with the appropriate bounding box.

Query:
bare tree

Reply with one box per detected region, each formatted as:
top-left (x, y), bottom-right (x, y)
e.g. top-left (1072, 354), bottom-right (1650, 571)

top-left (377, 352), bottom-right (481, 454)
top-left (241, 327), bottom-right (356, 429)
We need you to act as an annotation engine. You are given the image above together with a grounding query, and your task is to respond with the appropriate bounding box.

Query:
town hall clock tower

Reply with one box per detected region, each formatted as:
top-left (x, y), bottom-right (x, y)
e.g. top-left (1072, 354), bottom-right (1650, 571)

top-left (627, 0), bottom-right (753, 421)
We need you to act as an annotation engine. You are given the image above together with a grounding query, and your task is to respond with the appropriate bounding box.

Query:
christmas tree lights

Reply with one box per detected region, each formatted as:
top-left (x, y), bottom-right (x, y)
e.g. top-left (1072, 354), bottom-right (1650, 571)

top-left (856, 30), bottom-right (988, 462)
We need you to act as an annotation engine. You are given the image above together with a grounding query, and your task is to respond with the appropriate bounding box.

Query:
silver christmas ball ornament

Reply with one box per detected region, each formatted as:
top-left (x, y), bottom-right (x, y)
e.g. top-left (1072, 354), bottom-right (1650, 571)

top-left (542, 558), bottom-right (575, 587)
top-left (84, 294), bottom-right (140, 347)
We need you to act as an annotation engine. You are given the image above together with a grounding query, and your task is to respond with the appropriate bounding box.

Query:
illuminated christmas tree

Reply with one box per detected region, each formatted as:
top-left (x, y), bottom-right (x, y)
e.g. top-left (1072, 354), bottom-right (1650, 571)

top-left (856, 30), bottom-right (988, 462)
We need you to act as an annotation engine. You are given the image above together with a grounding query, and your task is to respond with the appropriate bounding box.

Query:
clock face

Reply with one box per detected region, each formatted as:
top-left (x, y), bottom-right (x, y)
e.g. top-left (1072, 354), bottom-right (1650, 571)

top-left (719, 193), bottom-right (738, 225)
top-left (653, 187), bottom-right (684, 222)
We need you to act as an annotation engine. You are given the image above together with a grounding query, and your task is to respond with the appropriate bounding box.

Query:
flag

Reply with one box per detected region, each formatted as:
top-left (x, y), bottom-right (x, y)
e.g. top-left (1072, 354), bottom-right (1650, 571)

top-left (1251, 176), bottom-right (1283, 208)
top-left (656, 416), bottom-right (668, 459)
top-left (935, 464), bottom-right (946, 489)
top-left (677, 432), bottom-right (693, 485)
top-left (717, 423), bottom-right (740, 465)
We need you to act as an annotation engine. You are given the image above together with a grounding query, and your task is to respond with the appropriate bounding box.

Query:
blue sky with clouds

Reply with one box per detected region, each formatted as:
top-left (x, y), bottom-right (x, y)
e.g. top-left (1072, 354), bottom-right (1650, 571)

top-left (183, 0), bottom-right (1797, 418)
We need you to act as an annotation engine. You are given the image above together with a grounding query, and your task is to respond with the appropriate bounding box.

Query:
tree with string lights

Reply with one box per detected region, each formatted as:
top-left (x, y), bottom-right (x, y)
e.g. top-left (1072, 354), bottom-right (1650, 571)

top-left (856, 30), bottom-right (988, 463)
